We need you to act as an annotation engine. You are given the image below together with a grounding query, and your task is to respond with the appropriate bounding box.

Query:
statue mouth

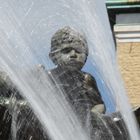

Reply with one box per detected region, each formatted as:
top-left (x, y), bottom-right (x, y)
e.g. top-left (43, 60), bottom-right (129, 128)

top-left (64, 60), bottom-right (83, 69)
top-left (69, 59), bottom-right (77, 63)
top-left (68, 59), bottom-right (81, 65)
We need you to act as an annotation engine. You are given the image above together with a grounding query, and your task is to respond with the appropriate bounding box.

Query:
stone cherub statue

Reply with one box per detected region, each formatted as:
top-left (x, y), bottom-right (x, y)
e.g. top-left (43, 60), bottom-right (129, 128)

top-left (0, 26), bottom-right (138, 140)
top-left (48, 26), bottom-right (105, 120)
top-left (48, 26), bottom-right (129, 140)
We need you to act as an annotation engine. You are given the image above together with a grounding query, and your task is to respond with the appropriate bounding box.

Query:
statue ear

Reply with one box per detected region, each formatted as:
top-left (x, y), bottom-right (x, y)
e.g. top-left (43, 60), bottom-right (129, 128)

top-left (49, 52), bottom-right (57, 65)
top-left (49, 52), bottom-right (53, 60)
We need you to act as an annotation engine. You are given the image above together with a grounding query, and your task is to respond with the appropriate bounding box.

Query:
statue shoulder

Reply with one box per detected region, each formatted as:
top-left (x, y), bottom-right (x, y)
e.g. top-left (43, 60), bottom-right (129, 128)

top-left (0, 71), bottom-right (13, 88)
top-left (0, 71), bottom-right (17, 97)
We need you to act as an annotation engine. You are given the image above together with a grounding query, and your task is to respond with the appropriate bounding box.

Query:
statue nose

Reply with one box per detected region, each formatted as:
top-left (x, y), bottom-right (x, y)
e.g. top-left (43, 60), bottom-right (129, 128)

top-left (70, 50), bottom-right (77, 58)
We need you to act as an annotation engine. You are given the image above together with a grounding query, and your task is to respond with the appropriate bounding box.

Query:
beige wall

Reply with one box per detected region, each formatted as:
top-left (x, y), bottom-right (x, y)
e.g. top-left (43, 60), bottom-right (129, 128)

top-left (117, 42), bottom-right (140, 107)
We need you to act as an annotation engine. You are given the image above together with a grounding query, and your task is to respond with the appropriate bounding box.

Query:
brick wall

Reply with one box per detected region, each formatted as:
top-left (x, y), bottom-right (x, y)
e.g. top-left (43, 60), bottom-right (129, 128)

top-left (117, 42), bottom-right (140, 107)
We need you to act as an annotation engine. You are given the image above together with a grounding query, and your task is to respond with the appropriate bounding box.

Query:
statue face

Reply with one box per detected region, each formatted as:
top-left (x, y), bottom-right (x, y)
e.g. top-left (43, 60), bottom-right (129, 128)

top-left (55, 41), bottom-right (87, 69)
top-left (49, 26), bottom-right (88, 70)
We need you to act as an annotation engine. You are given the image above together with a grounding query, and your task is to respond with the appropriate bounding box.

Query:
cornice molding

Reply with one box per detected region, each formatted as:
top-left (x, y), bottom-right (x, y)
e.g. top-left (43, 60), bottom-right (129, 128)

top-left (114, 25), bottom-right (140, 42)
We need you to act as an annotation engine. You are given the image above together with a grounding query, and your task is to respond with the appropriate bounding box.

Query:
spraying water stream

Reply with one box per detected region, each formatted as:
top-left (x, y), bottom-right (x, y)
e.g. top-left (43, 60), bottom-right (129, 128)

top-left (0, 0), bottom-right (139, 140)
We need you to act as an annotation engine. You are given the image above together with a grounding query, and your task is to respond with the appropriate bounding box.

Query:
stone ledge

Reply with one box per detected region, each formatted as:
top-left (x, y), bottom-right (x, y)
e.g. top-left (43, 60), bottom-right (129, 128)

top-left (114, 25), bottom-right (140, 42)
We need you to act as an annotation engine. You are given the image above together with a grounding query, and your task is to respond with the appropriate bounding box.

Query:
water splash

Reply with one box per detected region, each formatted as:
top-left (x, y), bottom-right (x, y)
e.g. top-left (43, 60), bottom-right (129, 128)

top-left (0, 0), bottom-right (139, 140)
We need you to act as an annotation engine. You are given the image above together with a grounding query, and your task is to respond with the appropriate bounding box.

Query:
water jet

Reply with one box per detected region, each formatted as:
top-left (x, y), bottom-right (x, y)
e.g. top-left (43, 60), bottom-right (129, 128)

top-left (0, 0), bottom-right (139, 140)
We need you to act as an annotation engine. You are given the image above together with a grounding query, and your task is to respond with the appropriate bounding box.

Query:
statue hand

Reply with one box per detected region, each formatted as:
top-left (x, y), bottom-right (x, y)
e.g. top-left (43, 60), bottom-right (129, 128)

top-left (91, 104), bottom-right (105, 114)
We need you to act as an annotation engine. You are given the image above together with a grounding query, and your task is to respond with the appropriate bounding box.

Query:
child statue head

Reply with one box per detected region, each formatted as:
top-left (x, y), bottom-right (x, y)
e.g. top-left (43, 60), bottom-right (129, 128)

top-left (49, 26), bottom-right (88, 70)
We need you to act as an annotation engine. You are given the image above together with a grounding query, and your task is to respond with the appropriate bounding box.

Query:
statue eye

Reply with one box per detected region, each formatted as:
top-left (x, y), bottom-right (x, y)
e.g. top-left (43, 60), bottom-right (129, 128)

top-left (61, 48), bottom-right (72, 54)
top-left (75, 47), bottom-right (83, 54)
top-left (68, 40), bottom-right (72, 43)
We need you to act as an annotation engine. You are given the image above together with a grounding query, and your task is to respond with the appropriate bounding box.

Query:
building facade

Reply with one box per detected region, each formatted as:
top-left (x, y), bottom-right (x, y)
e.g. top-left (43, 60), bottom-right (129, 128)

top-left (106, 0), bottom-right (140, 107)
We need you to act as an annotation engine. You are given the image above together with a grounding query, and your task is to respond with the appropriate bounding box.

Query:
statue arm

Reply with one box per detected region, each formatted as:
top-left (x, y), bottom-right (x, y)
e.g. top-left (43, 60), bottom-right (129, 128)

top-left (83, 72), bottom-right (106, 114)
top-left (83, 72), bottom-right (101, 96)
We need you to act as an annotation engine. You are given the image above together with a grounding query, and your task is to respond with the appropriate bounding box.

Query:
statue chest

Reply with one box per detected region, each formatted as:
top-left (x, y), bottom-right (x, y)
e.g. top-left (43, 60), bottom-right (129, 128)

top-left (50, 68), bottom-right (85, 92)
